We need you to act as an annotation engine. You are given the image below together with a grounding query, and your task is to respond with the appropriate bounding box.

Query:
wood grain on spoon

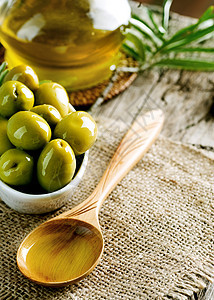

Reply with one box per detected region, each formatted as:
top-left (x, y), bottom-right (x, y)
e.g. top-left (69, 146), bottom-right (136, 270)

top-left (17, 109), bottom-right (164, 286)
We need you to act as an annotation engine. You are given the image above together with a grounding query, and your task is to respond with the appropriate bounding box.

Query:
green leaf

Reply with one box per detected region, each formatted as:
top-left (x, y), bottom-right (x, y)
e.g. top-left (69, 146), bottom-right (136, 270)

top-left (197, 6), bottom-right (214, 24)
top-left (153, 58), bottom-right (214, 71)
top-left (129, 18), bottom-right (162, 47)
top-left (158, 24), bottom-right (214, 53)
top-left (132, 13), bottom-right (155, 33)
top-left (169, 47), bottom-right (214, 53)
top-left (162, 0), bottom-right (173, 31)
top-left (121, 44), bottom-right (143, 62)
top-left (123, 4), bottom-right (214, 73)
top-left (125, 31), bottom-right (146, 61)
top-left (0, 61), bottom-right (8, 74)
top-left (160, 6), bottom-right (214, 48)
top-left (146, 8), bottom-right (160, 32)
top-left (0, 69), bottom-right (9, 86)
top-left (145, 7), bottom-right (166, 39)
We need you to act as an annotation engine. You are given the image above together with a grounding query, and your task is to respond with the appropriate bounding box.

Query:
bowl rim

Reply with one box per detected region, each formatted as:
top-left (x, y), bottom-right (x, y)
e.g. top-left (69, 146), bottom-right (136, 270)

top-left (0, 150), bottom-right (88, 199)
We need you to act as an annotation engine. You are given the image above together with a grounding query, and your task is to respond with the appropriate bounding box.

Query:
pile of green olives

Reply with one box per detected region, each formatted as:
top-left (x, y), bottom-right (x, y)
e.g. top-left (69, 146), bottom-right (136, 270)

top-left (0, 64), bottom-right (97, 193)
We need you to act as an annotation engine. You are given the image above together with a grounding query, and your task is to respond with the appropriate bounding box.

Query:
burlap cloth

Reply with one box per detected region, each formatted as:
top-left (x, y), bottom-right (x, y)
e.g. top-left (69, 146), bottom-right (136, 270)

top-left (0, 115), bottom-right (214, 300)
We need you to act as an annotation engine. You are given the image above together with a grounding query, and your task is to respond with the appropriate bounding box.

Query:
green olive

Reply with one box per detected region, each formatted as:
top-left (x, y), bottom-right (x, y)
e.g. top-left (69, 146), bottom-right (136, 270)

top-left (0, 81), bottom-right (34, 118)
top-left (37, 139), bottom-right (76, 192)
top-left (35, 82), bottom-right (69, 117)
top-left (3, 64), bottom-right (39, 91)
top-left (31, 104), bottom-right (62, 127)
top-left (0, 116), bottom-right (14, 156)
top-left (7, 111), bottom-right (51, 150)
top-left (0, 148), bottom-right (33, 185)
top-left (54, 111), bottom-right (97, 155)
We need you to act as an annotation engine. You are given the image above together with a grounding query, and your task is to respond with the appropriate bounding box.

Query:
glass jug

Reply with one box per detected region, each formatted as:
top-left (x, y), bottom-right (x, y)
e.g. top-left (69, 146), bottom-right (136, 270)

top-left (0, 0), bottom-right (130, 91)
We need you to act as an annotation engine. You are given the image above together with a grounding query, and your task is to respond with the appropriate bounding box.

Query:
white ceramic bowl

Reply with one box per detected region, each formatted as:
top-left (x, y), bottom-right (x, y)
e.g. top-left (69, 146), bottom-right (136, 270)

top-left (0, 151), bottom-right (88, 214)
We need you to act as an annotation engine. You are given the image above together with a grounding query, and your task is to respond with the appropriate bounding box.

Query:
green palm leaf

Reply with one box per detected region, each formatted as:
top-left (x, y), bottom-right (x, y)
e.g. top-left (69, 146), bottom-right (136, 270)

top-left (162, 0), bottom-right (173, 32)
top-left (159, 25), bottom-right (214, 53)
top-left (129, 18), bottom-right (162, 47)
top-left (168, 47), bottom-right (214, 53)
top-left (0, 69), bottom-right (9, 86)
top-left (123, 1), bottom-right (214, 72)
top-left (145, 7), bottom-right (166, 39)
top-left (153, 58), bottom-right (214, 71)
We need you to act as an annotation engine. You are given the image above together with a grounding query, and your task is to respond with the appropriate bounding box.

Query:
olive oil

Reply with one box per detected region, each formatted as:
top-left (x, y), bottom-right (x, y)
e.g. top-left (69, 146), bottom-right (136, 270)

top-left (0, 0), bottom-right (130, 91)
top-left (21, 220), bottom-right (103, 283)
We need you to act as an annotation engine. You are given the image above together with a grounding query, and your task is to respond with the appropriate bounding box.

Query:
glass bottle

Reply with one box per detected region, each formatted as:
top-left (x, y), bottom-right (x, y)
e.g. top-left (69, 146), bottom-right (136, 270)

top-left (0, 0), bottom-right (130, 91)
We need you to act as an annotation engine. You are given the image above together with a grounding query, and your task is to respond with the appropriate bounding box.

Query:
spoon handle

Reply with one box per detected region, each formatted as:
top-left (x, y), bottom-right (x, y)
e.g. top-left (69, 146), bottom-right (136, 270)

top-left (94, 109), bottom-right (164, 211)
top-left (62, 109), bottom-right (164, 221)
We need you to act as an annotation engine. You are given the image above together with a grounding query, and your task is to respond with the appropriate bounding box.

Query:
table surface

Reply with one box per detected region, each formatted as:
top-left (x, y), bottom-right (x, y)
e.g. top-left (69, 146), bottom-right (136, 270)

top-left (95, 61), bottom-right (214, 300)
top-left (92, 10), bottom-right (214, 296)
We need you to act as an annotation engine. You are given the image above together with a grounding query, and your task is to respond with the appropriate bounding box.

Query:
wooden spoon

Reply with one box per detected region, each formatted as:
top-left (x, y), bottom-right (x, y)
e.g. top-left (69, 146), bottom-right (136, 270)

top-left (17, 109), bottom-right (164, 287)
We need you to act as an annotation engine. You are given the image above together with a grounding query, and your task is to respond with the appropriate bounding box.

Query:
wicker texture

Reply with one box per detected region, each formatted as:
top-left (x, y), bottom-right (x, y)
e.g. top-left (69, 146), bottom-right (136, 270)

top-left (69, 55), bottom-right (138, 107)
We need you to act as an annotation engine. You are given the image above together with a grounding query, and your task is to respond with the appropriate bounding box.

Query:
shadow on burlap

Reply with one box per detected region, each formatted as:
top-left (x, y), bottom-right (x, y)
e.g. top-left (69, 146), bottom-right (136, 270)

top-left (1, 117), bottom-right (214, 300)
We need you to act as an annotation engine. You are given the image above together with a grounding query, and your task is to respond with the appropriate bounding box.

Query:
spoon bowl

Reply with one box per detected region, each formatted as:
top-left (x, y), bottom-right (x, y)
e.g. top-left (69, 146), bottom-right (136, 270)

top-left (17, 110), bottom-right (164, 286)
top-left (17, 218), bottom-right (103, 286)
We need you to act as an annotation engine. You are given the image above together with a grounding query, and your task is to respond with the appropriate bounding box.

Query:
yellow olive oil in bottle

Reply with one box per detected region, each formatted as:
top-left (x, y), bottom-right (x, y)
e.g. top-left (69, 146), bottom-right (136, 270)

top-left (0, 0), bottom-right (130, 91)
